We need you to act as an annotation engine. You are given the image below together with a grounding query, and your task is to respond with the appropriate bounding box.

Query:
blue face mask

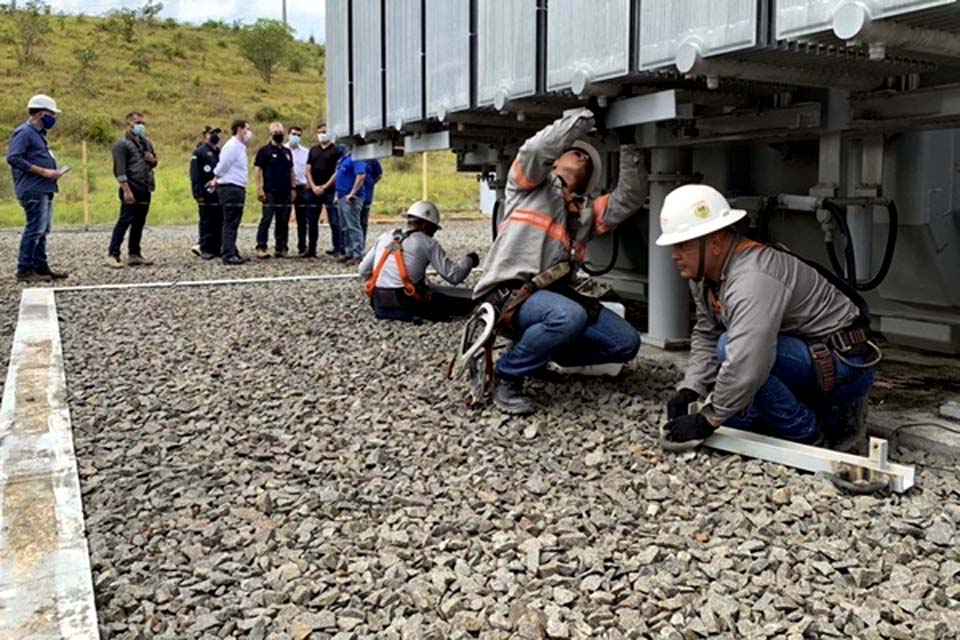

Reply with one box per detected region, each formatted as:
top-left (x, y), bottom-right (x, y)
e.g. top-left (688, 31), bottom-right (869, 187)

top-left (41, 114), bottom-right (56, 130)
top-left (289, 135), bottom-right (301, 146)
top-left (132, 123), bottom-right (146, 137)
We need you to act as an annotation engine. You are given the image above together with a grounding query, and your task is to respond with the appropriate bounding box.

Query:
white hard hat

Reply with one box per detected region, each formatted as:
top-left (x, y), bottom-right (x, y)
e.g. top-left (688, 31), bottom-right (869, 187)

top-left (407, 200), bottom-right (441, 228)
top-left (27, 94), bottom-right (61, 113)
top-left (569, 140), bottom-right (603, 195)
top-left (655, 184), bottom-right (747, 246)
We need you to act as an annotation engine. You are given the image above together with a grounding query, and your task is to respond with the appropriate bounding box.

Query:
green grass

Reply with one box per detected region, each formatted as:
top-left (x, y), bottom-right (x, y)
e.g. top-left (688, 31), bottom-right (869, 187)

top-left (0, 11), bottom-right (478, 227)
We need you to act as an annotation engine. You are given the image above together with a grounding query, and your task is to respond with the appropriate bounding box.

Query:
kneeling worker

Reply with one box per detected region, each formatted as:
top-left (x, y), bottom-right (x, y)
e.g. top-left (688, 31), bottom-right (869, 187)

top-left (473, 108), bottom-right (649, 415)
top-left (360, 201), bottom-right (480, 322)
top-left (658, 185), bottom-right (879, 449)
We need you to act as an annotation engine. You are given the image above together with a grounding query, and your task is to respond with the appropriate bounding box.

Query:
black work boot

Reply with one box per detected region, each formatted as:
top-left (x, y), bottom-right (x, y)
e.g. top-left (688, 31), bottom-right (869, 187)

top-left (493, 377), bottom-right (535, 415)
top-left (829, 398), bottom-right (868, 453)
top-left (15, 269), bottom-right (52, 283)
top-left (35, 266), bottom-right (69, 280)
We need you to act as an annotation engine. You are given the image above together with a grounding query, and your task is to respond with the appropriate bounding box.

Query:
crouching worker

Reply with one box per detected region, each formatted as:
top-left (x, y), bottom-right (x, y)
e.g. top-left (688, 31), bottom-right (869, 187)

top-left (360, 200), bottom-right (480, 322)
top-left (658, 185), bottom-right (880, 450)
top-left (473, 108), bottom-right (648, 416)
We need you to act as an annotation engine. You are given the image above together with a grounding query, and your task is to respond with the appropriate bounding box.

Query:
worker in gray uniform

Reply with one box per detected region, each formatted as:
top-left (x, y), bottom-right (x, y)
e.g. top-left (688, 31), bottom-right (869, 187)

top-left (658, 185), bottom-right (880, 450)
top-left (360, 201), bottom-right (480, 322)
top-left (472, 107), bottom-right (649, 415)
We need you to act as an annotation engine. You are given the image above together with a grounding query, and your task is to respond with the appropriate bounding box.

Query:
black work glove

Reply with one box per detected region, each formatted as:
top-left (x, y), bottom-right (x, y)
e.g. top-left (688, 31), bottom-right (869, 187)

top-left (666, 388), bottom-right (701, 420)
top-left (467, 252), bottom-right (480, 268)
top-left (665, 413), bottom-right (715, 442)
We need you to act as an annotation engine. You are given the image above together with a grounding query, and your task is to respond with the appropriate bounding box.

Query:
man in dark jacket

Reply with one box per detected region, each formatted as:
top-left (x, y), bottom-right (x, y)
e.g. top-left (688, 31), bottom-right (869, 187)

top-left (107, 111), bottom-right (158, 268)
top-left (189, 126), bottom-right (222, 259)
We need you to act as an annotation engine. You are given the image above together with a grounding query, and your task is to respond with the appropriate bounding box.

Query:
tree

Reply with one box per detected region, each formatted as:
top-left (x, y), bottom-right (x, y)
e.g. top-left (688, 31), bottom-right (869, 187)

top-left (1, 0), bottom-right (52, 66)
top-left (238, 19), bottom-right (293, 84)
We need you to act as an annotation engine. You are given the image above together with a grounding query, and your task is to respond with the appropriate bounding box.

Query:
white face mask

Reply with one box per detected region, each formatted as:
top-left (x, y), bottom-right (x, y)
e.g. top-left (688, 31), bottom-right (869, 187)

top-left (242, 130), bottom-right (253, 144)
top-left (318, 133), bottom-right (331, 144)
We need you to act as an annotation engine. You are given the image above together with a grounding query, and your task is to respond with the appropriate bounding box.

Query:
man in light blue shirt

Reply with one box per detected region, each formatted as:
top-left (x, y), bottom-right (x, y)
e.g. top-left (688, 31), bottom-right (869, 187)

top-left (334, 152), bottom-right (366, 264)
top-left (211, 119), bottom-right (254, 265)
top-left (6, 94), bottom-right (69, 283)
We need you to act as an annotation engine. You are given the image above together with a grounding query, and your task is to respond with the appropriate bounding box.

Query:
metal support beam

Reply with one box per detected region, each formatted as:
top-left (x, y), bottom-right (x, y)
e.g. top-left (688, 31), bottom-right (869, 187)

top-left (703, 429), bottom-right (915, 493)
top-left (404, 130), bottom-right (451, 153)
top-left (604, 90), bottom-right (682, 129)
top-left (645, 148), bottom-right (692, 350)
top-left (810, 132), bottom-right (844, 198)
top-left (850, 83), bottom-right (960, 131)
top-left (351, 139), bottom-right (394, 160)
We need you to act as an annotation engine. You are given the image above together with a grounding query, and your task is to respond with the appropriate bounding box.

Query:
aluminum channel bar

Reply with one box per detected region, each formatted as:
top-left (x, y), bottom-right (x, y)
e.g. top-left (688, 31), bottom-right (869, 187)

top-left (704, 429), bottom-right (915, 493)
top-left (352, 140), bottom-right (395, 160)
top-left (604, 91), bottom-right (680, 129)
top-left (404, 130), bottom-right (452, 153)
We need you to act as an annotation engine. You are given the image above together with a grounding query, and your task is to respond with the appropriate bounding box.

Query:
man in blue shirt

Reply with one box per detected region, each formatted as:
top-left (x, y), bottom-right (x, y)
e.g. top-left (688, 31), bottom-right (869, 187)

top-left (360, 158), bottom-right (383, 247)
top-left (6, 94), bottom-right (69, 283)
top-left (334, 152), bottom-right (367, 265)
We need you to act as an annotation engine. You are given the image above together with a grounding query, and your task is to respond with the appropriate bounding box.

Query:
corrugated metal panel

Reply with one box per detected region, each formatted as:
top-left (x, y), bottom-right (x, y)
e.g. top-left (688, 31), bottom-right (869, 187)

top-left (386, 0), bottom-right (422, 131)
top-left (425, 0), bottom-right (471, 120)
top-left (547, 0), bottom-right (631, 93)
top-left (325, 0), bottom-right (350, 139)
top-left (777, 0), bottom-right (958, 40)
top-left (352, 0), bottom-right (383, 138)
top-left (477, 0), bottom-right (538, 108)
top-left (639, 0), bottom-right (759, 71)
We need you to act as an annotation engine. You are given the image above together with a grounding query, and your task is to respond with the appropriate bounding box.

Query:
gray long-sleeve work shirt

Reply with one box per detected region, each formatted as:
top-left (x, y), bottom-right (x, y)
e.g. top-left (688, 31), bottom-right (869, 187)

top-left (683, 238), bottom-right (861, 423)
top-left (359, 229), bottom-right (474, 287)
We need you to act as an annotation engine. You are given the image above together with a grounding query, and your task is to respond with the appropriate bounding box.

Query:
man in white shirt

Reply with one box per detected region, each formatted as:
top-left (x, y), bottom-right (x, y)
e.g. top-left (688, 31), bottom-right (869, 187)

top-left (209, 119), bottom-right (253, 265)
top-left (285, 126), bottom-right (313, 257)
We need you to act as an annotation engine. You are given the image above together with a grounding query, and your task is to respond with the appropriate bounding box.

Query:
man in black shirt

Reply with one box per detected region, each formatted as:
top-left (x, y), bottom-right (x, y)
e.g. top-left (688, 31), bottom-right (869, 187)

top-left (108, 111), bottom-right (158, 268)
top-left (254, 122), bottom-right (296, 258)
top-left (189, 125), bottom-right (221, 259)
top-left (306, 123), bottom-right (344, 257)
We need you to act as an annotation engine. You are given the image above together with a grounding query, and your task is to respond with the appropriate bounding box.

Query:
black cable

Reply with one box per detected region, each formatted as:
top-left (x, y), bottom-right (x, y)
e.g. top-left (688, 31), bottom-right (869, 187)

top-left (490, 198), bottom-right (501, 241)
top-left (855, 200), bottom-right (898, 291)
top-left (822, 200), bottom-right (857, 286)
top-left (581, 227), bottom-right (621, 277)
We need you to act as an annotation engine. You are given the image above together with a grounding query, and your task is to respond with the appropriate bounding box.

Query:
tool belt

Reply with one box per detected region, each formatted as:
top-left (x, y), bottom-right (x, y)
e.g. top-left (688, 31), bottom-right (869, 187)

top-left (484, 262), bottom-right (596, 336)
top-left (807, 325), bottom-right (878, 394)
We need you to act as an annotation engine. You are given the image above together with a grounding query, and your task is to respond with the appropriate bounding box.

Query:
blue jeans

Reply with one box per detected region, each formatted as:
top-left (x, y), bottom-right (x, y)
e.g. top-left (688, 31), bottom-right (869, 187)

top-left (323, 191), bottom-right (343, 255)
top-left (496, 290), bottom-right (641, 379)
top-left (338, 197), bottom-right (364, 259)
top-left (717, 333), bottom-right (876, 442)
top-left (17, 191), bottom-right (53, 272)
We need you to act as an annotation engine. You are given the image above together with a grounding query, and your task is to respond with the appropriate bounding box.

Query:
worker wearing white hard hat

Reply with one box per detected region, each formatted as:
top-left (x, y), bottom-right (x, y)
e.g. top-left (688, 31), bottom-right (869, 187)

top-left (6, 94), bottom-right (69, 283)
top-left (658, 184), bottom-right (880, 451)
top-left (359, 201), bottom-right (481, 322)
top-left (472, 107), bottom-right (649, 416)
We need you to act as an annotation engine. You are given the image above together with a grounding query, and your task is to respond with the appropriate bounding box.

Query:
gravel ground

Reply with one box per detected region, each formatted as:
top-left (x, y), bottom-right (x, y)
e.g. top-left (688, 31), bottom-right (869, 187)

top-left (48, 222), bottom-right (960, 639)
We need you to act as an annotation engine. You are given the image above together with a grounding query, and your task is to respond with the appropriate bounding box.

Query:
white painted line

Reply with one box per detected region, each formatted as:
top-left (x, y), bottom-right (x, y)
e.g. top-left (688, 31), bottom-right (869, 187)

top-left (0, 288), bottom-right (100, 639)
top-left (53, 272), bottom-right (360, 293)
top-left (704, 427), bottom-right (916, 493)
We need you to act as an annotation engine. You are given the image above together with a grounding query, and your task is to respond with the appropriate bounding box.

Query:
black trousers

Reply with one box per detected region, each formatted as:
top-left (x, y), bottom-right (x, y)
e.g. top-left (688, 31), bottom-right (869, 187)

top-left (371, 286), bottom-right (478, 322)
top-left (294, 186), bottom-right (318, 255)
top-left (198, 196), bottom-right (222, 256)
top-left (109, 186), bottom-right (151, 257)
top-left (218, 184), bottom-right (245, 261)
top-left (256, 191), bottom-right (291, 252)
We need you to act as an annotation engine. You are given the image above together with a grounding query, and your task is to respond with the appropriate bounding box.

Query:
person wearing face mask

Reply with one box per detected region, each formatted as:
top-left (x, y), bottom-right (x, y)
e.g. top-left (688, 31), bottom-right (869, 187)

top-left (472, 108), bottom-right (649, 415)
top-left (253, 121), bottom-right (296, 258)
top-left (209, 119), bottom-right (254, 265)
top-left (306, 123), bottom-right (343, 258)
top-left (107, 111), bottom-right (158, 268)
top-left (189, 125), bottom-right (222, 260)
top-left (6, 94), bottom-right (69, 283)
top-left (285, 126), bottom-right (313, 258)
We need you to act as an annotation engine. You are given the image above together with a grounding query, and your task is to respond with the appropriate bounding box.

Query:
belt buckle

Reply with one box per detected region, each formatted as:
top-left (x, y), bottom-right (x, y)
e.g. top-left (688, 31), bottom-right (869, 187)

top-left (830, 332), bottom-right (851, 352)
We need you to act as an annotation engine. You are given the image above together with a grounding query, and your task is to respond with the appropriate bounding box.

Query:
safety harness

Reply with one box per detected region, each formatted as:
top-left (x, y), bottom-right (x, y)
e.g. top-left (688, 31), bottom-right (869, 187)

top-left (364, 230), bottom-right (426, 303)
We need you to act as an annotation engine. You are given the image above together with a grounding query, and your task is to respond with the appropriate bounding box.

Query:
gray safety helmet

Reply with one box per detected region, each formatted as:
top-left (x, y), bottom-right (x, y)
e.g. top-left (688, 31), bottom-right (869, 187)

top-left (407, 200), bottom-right (441, 229)
top-left (567, 139), bottom-right (603, 195)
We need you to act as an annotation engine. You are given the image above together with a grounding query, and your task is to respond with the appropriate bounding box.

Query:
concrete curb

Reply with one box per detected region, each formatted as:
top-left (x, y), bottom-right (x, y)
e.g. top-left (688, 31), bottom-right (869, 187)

top-left (0, 289), bottom-right (100, 639)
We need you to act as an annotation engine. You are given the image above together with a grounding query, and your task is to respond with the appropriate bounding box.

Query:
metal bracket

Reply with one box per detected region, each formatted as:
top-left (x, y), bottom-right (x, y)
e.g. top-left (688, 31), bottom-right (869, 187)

top-left (351, 139), bottom-right (394, 160)
top-left (702, 428), bottom-right (915, 493)
top-left (604, 90), bottom-right (684, 129)
top-left (404, 130), bottom-right (452, 154)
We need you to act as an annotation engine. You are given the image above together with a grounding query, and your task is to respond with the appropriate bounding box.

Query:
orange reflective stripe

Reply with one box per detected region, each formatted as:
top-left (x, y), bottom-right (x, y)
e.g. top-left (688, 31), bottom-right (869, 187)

top-left (365, 246), bottom-right (394, 298)
top-left (736, 238), bottom-right (764, 253)
top-left (509, 208), bottom-right (570, 246)
top-left (511, 158), bottom-right (537, 190)
top-left (592, 194), bottom-right (611, 235)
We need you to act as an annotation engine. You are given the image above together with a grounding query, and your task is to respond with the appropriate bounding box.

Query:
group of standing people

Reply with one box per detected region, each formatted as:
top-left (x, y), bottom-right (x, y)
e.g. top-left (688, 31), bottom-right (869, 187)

top-left (189, 121), bottom-right (383, 266)
top-left (5, 92), bottom-right (385, 277)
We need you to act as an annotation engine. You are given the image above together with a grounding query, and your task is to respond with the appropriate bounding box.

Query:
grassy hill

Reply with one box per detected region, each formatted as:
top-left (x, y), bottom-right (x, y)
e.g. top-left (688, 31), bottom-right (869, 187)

top-left (0, 7), bottom-right (478, 227)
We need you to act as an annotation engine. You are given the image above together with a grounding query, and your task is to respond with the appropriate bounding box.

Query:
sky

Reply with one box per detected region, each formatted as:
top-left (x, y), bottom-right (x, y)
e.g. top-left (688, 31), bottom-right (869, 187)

top-left (44, 0), bottom-right (327, 41)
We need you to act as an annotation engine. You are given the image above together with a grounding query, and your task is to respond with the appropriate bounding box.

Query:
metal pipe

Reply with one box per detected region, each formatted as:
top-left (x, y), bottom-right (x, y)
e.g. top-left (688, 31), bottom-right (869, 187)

top-left (646, 148), bottom-right (692, 349)
top-left (833, 3), bottom-right (960, 59)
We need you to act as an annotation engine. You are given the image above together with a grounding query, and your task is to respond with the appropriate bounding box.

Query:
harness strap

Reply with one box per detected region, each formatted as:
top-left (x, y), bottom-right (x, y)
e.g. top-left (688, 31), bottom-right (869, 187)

top-left (364, 231), bottom-right (426, 302)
